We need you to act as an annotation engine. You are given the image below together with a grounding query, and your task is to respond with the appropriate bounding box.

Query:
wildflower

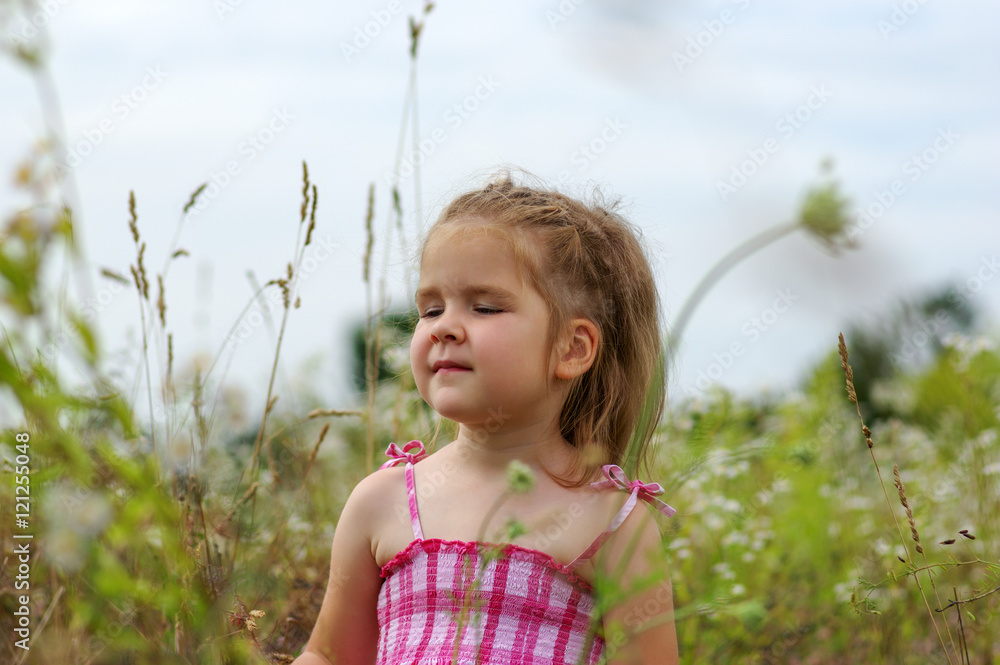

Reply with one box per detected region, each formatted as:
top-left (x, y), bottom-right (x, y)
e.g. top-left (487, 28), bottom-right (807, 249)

top-left (798, 172), bottom-right (855, 252)
top-left (504, 518), bottom-right (527, 541)
top-left (505, 460), bottom-right (535, 494)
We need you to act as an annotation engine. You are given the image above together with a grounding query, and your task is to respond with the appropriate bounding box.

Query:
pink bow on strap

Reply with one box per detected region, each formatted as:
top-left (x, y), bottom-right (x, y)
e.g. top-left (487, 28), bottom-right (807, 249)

top-left (591, 464), bottom-right (676, 517)
top-left (380, 440), bottom-right (428, 469)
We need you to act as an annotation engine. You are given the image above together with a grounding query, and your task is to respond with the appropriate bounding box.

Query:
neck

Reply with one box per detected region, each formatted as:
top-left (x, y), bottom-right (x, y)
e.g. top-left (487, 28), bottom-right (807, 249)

top-left (452, 417), bottom-right (575, 476)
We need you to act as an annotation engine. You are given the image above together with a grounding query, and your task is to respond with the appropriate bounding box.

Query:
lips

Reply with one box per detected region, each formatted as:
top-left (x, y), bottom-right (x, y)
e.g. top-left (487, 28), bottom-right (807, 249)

top-left (433, 360), bottom-right (471, 373)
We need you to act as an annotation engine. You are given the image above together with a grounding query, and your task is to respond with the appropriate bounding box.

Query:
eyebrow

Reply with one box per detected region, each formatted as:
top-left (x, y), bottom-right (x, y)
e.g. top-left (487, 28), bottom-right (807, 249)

top-left (414, 284), bottom-right (517, 306)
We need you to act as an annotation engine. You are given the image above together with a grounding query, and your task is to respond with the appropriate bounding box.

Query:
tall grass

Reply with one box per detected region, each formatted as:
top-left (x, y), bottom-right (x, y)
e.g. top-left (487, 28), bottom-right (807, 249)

top-left (2, 5), bottom-right (999, 664)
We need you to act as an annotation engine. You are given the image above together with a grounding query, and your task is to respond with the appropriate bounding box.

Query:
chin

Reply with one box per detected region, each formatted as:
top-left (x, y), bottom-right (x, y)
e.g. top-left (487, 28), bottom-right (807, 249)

top-left (428, 400), bottom-right (487, 428)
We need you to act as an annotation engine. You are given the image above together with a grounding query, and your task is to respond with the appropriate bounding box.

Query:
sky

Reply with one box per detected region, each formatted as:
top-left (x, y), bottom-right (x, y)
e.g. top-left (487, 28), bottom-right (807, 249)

top-left (2, 0), bottom-right (998, 422)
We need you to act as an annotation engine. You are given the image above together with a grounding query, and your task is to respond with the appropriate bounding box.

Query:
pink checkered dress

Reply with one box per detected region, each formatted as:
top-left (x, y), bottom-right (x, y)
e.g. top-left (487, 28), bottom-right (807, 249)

top-left (375, 441), bottom-right (675, 665)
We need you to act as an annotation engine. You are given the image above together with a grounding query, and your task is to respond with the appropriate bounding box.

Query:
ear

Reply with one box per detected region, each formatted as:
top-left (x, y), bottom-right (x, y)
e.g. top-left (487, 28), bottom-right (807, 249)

top-left (554, 318), bottom-right (600, 380)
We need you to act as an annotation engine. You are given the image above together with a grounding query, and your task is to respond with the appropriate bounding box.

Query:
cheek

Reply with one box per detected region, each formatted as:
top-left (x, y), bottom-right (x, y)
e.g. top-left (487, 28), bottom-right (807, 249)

top-left (409, 331), bottom-right (426, 368)
top-left (409, 334), bottom-right (431, 399)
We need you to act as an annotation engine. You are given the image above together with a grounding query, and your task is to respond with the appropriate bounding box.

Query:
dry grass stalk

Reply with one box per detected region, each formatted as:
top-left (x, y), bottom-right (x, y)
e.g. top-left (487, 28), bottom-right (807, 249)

top-left (306, 423), bottom-right (330, 468)
top-left (305, 184), bottom-right (317, 246)
top-left (300, 161), bottom-right (310, 224)
top-left (362, 182), bottom-right (377, 473)
top-left (307, 408), bottom-right (363, 419)
top-left (136, 242), bottom-right (149, 300)
top-left (129, 265), bottom-right (143, 296)
top-left (838, 332), bottom-right (956, 662)
top-left (363, 183), bottom-right (375, 283)
top-left (893, 464), bottom-right (924, 554)
top-left (128, 190), bottom-right (138, 243)
top-left (838, 333), bottom-right (858, 405)
top-left (222, 481), bottom-right (260, 526)
top-left (183, 183), bottom-right (207, 215)
top-left (101, 267), bottom-right (130, 284)
top-left (126, 190), bottom-right (158, 474)
top-left (156, 274), bottom-right (166, 327)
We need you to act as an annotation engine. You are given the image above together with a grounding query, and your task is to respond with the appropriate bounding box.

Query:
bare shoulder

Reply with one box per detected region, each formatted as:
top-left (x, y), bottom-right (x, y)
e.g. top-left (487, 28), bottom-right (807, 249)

top-left (298, 467), bottom-right (405, 665)
top-left (596, 501), bottom-right (678, 665)
top-left (348, 464), bottom-right (407, 508)
top-left (342, 465), bottom-right (408, 538)
top-left (351, 464), bottom-right (422, 566)
top-left (593, 497), bottom-right (668, 584)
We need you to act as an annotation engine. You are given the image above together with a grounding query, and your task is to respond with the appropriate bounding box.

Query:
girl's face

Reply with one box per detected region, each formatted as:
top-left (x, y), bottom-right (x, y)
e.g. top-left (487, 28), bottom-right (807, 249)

top-left (411, 229), bottom-right (562, 432)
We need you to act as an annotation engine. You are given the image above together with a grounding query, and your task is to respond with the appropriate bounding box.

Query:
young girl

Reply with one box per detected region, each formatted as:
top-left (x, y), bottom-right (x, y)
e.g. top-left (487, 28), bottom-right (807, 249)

top-left (293, 173), bottom-right (679, 665)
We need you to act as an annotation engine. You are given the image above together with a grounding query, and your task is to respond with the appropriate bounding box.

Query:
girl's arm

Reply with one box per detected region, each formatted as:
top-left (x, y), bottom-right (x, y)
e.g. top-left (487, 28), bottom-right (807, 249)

top-left (598, 504), bottom-right (680, 665)
top-left (292, 472), bottom-right (389, 665)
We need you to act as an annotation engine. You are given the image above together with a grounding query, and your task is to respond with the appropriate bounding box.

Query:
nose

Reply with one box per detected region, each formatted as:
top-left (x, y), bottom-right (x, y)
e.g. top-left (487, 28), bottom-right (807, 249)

top-left (428, 310), bottom-right (464, 344)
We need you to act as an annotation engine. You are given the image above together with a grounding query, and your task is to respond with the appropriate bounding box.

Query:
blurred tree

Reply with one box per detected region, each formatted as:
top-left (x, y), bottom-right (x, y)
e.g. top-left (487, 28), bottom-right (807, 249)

top-left (844, 282), bottom-right (979, 422)
top-left (348, 310), bottom-right (418, 392)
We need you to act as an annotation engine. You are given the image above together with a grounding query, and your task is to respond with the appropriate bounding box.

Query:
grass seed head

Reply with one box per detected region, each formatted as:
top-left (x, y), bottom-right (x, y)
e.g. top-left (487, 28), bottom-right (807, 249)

top-left (157, 274), bottom-right (166, 326)
top-left (300, 161), bottom-right (310, 223)
top-left (305, 184), bottom-right (318, 245)
top-left (101, 267), bottom-right (130, 285)
top-left (837, 333), bottom-right (857, 404)
top-left (892, 465), bottom-right (922, 550)
top-left (137, 242), bottom-right (149, 300)
top-left (128, 190), bottom-right (139, 243)
top-left (130, 265), bottom-right (142, 295)
top-left (183, 183), bottom-right (208, 214)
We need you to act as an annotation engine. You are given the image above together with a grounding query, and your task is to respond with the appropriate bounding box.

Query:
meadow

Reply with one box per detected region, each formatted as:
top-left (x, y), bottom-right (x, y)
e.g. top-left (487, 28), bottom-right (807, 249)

top-left (2, 7), bottom-right (999, 664)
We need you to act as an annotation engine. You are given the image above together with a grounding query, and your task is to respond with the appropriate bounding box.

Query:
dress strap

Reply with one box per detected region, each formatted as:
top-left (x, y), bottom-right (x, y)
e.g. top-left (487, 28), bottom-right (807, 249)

top-left (381, 441), bottom-right (427, 539)
top-left (567, 464), bottom-right (675, 571)
top-left (379, 440), bottom-right (428, 469)
top-left (404, 462), bottom-right (424, 540)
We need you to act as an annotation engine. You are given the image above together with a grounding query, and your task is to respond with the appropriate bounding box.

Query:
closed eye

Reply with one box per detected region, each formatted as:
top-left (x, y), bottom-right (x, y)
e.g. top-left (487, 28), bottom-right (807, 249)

top-left (475, 306), bottom-right (502, 315)
top-left (419, 308), bottom-right (442, 319)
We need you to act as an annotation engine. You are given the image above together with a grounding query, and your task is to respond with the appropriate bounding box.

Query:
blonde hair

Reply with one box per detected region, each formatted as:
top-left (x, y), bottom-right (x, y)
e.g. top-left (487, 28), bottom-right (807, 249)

top-left (421, 171), bottom-right (664, 486)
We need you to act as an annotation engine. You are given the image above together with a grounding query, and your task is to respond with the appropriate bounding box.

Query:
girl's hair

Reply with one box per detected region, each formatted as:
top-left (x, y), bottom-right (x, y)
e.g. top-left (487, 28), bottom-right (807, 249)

top-left (421, 170), bottom-right (665, 486)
